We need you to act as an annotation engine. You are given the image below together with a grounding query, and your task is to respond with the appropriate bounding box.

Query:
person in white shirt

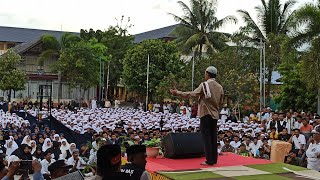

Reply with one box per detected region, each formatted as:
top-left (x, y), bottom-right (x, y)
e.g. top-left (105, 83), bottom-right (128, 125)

top-left (41, 151), bottom-right (56, 177)
top-left (306, 127), bottom-right (320, 171)
top-left (153, 102), bottom-right (160, 113)
top-left (293, 115), bottom-right (303, 130)
top-left (67, 149), bottom-right (86, 171)
top-left (114, 99), bottom-right (120, 108)
top-left (249, 137), bottom-right (261, 157)
top-left (230, 136), bottom-right (241, 152)
top-left (262, 107), bottom-right (271, 121)
top-left (244, 138), bottom-right (252, 151)
top-left (91, 98), bottom-right (97, 109)
top-left (289, 129), bottom-right (306, 158)
top-left (163, 103), bottom-right (169, 114)
top-left (220, 104), bottom-right (230, 124)
top-left (285, 112), bottom-right (295, 134)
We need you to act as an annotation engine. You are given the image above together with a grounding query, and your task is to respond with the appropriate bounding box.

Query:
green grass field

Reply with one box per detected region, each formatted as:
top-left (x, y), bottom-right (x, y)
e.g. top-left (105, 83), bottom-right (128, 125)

top-left (158, 163), bottom-right (310, 180)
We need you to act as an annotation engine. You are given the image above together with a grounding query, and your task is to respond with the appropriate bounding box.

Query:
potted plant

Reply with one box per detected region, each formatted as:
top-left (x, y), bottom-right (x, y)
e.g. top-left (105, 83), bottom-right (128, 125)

top-left (143, 138), bottom-right (161, 158)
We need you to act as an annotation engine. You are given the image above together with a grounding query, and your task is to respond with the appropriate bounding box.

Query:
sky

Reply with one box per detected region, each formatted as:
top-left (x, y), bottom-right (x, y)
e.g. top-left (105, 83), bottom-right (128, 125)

top-left (0, 0), bottom-right (315, 35)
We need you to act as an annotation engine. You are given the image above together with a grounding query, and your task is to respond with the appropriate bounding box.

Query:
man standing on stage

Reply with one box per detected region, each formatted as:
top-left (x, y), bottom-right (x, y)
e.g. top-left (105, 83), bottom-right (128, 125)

top-left (170, 66), bottom-right (224, 165)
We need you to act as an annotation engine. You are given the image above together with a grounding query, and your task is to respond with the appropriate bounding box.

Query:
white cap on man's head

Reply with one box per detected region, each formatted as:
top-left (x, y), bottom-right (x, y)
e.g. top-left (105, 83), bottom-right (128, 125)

top-left (206, 66), bottom-right (217, 75)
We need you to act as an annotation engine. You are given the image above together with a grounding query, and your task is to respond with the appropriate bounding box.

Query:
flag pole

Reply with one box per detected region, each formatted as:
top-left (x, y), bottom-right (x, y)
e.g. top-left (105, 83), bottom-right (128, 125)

top-left (146, 54), bottom-right (150, 111)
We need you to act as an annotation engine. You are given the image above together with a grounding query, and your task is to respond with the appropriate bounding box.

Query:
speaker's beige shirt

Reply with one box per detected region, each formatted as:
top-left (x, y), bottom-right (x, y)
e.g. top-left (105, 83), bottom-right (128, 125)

top-left (177, 79), bottom-right (224, 119)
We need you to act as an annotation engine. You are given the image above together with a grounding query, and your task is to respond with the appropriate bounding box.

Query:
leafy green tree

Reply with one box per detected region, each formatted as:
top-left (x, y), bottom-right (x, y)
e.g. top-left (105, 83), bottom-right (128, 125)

top-left (52, 39), bottom-right (109, 99)
top-left (299, 39), bottom-right (320, 113)
top-left (0, 49), bottom-right (27, 101)
top-left (170, 0), bottom-right (237, 57)
top-left (275, 39), bottom-right (317, 112)
top-left (80, 23), bottom-right (134, 100)
top-left (292, 0), bottom-right (320, 113)
top-left (237, 0), bottom-right (297, 105)
top-left (122, 40), bottom-right (184, 99)
top-left (201, 47), bottom-right (259, 109)
top-left (38, 33), bottom-right (81, 103)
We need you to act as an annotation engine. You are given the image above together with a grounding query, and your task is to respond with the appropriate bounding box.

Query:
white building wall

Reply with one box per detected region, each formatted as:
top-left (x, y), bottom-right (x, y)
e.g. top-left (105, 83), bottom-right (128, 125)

top-left (0, 81), bottom-right (96, 103)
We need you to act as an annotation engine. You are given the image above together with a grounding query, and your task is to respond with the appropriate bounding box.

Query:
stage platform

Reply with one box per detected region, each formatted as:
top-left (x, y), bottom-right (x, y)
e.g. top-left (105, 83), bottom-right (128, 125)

top-left (147, 153), bottom-right (320, 180)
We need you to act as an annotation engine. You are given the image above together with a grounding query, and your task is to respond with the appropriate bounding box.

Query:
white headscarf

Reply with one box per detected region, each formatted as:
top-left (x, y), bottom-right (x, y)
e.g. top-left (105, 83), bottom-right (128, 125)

top-left (53, 134), bottom-right (61, 142)
top-left (4, 136), bottom-right (18, 156)
top-left (42, 138), bottom-right (52, 152)
top-left (30, 140), bottom-right (37, 154)
top-left (21, 135), bottom-right (31, 146)
top-left (69, 143), bottom-right (76, 155)
top-left (60, 139), bottom-right (70, 159)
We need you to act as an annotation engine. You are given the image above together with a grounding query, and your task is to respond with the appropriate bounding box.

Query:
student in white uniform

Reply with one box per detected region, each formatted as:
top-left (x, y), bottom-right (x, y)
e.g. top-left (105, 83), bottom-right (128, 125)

top-left (306, 126), bottom-right (320, 172)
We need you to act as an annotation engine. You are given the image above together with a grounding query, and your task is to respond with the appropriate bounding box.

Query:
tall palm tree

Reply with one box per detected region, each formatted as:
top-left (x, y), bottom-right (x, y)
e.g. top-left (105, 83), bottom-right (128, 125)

top-left (170, 0), bottom-right (237, 57)
top-left (237, 0), bottom-right (296, 105)
top-left (38, 33), bottom-right (80, 103)
top-left (293, 0), bottom-right (320, 113)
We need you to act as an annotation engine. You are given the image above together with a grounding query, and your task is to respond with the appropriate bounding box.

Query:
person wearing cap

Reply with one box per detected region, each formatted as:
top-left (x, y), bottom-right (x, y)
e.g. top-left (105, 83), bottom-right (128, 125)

top-left (48, 159), bottom-right (73, 179)
top-left (221, 139), bottom-right (235, 153)
top-left (121, 145), bottom-right (150, 180)
top-left (306, 126), bottom-right (320, 171)
top-left (220, 104), bottom-right (230, 124)
top-left (97, 144), bottom-right (130, 180)
top-left (170, 66), bottom-right (224, 166)
top-left (67, 149), bottom-right (86, 172)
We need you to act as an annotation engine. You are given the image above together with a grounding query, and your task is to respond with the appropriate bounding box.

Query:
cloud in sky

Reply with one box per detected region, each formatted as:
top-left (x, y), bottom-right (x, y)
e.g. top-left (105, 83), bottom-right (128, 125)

top-left (0, 0), bottom-right (313, 34)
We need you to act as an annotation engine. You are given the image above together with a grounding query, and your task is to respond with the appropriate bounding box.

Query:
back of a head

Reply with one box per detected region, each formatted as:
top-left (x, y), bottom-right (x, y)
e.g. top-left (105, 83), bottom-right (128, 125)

top-left (97, 144), bottom-right (121, 177)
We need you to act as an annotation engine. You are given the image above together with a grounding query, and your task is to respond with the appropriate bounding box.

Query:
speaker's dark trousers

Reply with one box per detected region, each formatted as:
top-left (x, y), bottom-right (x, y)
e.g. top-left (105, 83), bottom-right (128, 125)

top-left (200, 114), bottom-right (217, 164)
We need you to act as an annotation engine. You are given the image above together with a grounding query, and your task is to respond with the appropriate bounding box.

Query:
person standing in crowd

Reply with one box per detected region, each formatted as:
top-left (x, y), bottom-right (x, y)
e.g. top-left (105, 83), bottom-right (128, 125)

top-left (191, 103), bottom-right (198, 118)
top-left (276, 113), bottom-right (287, 133)
top-left (171, 66), bottom-right (224, 166)
top-left (91, 98), bottom-right (97, 109)
top-left (300, 118), bottom-right (313, 142)
top-left (306, 126), bottom-right (320, 172)
top-left (121, 145), bottom-right (150, 180)
top-left (293, 115), bottom-right (303, 130)
top-left (289, 129), bottom-right (306, 158)
top-left (267, 112), bottom-right (278, 130)
top-left (153, 102), bottom-right (160, 113)
top-left (220, 104), bottom-right (230, 124)
top-left (285, 112), bottom-right (295, 134)
top-left (163, 103), bottom-right (169, 114)
top-left (114, 98), bottom-right (121, 109)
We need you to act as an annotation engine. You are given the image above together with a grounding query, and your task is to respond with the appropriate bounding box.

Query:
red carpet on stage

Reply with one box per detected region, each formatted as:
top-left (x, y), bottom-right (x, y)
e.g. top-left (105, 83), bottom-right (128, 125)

top-left (146, 153), bottom-right (272, 172)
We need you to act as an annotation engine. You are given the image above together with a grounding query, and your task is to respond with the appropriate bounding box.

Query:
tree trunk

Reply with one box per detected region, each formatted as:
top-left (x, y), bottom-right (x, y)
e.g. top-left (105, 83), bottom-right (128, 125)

top-left (57, 71), bottom-right (62, 104)
top-left (8, 90), bottom-right (11, 102)
top-left (317, 87), bottom-right (320, 115)
top-left (266, 69), bottom-right (272, 106)
top-left (198, 44), bottom-right (203, 61)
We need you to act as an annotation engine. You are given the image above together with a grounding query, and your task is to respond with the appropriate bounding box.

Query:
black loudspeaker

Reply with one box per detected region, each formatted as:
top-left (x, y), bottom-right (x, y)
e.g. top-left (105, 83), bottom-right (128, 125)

top-left (163, 132), bottom-right (204, 159)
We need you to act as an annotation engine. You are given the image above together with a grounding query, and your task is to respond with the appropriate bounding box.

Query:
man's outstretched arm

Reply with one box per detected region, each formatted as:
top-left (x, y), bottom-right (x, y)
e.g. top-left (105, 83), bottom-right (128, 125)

top-left (170, 84), bottom-right (203, 98)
